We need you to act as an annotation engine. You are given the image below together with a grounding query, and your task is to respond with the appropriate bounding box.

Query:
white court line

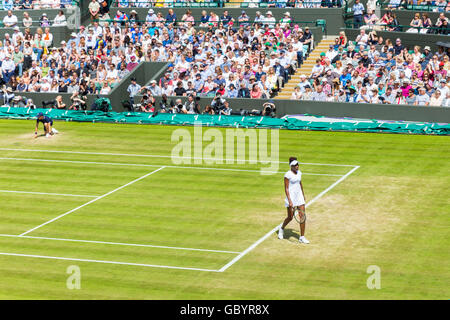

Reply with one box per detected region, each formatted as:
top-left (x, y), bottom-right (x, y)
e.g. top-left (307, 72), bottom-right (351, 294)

top-left (0, 157), bottom-right (344, 176)
top-left (0, 252), bottom-right (220, 272)
top-left (18, 166), bottom-right (166, 237)
top-left (0, 157), bottom-right (341, 176)
top-left (218, 165), bottom-right (361, 273)
top-left (0, 234), bottom-right (240, 254)
top-left (0, 148), bottom-right (358, 167)
top-left (0, 190), bottom-right (98, 198)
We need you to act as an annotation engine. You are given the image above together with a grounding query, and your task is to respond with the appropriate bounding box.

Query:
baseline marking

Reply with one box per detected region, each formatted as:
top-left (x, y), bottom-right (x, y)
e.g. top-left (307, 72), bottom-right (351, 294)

top-left (18, 166), bottom-right (166, 237)
top-left (0, 190), bottom-right (98, 198)
top-left (0, 252), bottom-right (220, 272)
top-left (0, 157), bottom-right (343, 177)
top-left (218, 165), bottom-right (361, 272)
top-left (0, 148), bottom-right (358, 167)
top-left (0, 234), bottom-right (240, 254)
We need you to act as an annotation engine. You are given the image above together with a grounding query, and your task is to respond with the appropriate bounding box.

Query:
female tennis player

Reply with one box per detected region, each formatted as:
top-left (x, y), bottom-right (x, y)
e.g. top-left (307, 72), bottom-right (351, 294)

top-left (278, 157), bottom-right (310, 244)
top-left (34, 112), bottom-right (58, 138)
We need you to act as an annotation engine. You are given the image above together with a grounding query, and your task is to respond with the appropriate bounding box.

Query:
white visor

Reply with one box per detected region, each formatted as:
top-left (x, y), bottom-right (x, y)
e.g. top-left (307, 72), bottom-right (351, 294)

top-left (290, 160), bottom-right (298, 166)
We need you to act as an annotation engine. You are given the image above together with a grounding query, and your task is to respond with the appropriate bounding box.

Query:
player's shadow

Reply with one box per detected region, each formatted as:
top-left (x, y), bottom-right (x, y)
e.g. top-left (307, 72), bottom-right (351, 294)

top-left (275, 228), bottom-right (299, 241)
top-left (34, 134), bottom-right (46, 139)
top-left (284, 228), bottom-right (300, 240)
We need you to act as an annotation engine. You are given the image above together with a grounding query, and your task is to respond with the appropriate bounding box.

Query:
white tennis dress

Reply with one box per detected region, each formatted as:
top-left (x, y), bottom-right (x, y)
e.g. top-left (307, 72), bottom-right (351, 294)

top-left (284, 169), bottom-right (305, 207)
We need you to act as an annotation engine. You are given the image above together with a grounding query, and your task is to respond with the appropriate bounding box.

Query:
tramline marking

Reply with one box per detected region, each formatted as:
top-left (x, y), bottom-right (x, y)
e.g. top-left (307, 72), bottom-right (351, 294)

top-left (0, 234), bottom-right (240, 254)
top-left (0, 252), bottom-right (220, 272)
top-left (18, 166), bottom-right (166, 237)
top-left (218, 165), bottom-right (361, 273)
top-left (0, 157), bottom-right (346, 176)
top-left (0, 190), bottom-right (99, 198)
top-left (0, 148), bottom-right (358, 167)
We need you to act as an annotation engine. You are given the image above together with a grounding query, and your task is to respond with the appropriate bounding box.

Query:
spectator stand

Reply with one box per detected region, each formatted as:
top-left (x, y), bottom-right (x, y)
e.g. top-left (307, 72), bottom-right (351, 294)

top-left (108, 0), bottom-right (344, 9)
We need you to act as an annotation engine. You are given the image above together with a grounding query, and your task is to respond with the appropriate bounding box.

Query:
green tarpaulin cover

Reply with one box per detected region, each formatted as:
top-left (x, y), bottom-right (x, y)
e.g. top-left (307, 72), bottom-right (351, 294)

top-left (1, 107), bottom-right (449, 135)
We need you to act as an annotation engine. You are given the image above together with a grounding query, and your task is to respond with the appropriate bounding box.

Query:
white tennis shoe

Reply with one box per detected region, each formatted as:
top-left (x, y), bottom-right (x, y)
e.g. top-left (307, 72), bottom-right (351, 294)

top-left (277, 227), bottom-right (284, 240)
top-left (52, 128), bottom-right (59, 134)
top-left (45, 133), bottom-right (51, 138)
top-left (299, 236), bottom-right (310, 244)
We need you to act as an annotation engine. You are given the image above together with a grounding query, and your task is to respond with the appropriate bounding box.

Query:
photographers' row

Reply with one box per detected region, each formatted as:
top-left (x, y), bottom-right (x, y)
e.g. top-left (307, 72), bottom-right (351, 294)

top-left (124, 92), bottom-right (276, 117)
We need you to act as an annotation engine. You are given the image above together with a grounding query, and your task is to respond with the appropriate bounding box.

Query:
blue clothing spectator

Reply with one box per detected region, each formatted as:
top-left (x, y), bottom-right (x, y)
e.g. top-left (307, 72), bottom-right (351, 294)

top-left (2, 0), bottom-right (13, 10)
top-left (352, 0), bottom-right (365, 29)
top-left (339, 72), bottom-right (352, 87)
top-left (166, 11), bottom-right (177, 25)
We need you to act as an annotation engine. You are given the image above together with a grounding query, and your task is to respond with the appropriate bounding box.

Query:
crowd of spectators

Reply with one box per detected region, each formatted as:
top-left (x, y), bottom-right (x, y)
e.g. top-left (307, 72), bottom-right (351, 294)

top-left (387, 0), bottom-right (450, 12)
top-left (2, 10), bottom-right (69, 27)
top-left (2, 6), bottom-right (319, 111)
top-left (120, 7), bottom-right (317, 100)
top-left (112, 0), bottom-right (343, 9)
top-left (289, 30), bottom-right (449, 106)
top-left (353, 1), bottom-right (449, 33)
top-left (0, 0), bottom-right (75, 10)
top-left (1, 1), bottom-right (448, 111)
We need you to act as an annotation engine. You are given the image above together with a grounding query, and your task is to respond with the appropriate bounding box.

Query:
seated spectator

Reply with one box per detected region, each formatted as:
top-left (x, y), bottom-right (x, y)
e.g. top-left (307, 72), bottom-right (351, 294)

top-left (407, 13), bottom-right (422, 33)
top-left (361, 9), bottom-right (379, 30)
top-left (22, 12), bottom-right (32, 28)
top-left (291, 86), bottom-right (303, 100)
top-left (416, 86), bottom-right (430, 106)
top-left (39, 13), bottom-right (51, 27)
top-left (387, 0), bottom-right (402, 9)
top-left (3, 10), bottom-right (18, 27)
top-left (203, 105), bottom-right (215, 115)
top-left (53, 10), bottom-right (67, 27)
top-left (420, 13), bottom-right (432, 34)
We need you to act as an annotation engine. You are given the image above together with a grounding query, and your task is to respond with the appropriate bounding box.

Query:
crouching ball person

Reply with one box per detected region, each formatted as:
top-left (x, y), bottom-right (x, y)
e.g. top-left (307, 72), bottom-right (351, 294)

top-left (278, 157), bottom-right (310, 244)
top-left (35, 112), bottom-right (59, 138)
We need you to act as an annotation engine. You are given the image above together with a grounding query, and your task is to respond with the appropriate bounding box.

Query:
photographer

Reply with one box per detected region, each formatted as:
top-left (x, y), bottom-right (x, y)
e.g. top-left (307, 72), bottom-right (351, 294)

top-left (11, 95), bottom-right (26, 108)
top-left (262, 100), bottom-right (276, 117)
top-left (173, 98), bottom-right (185, 114)
top-left (219, 100), bottom-right (232, 115)
top-left (69, 91), bottom-right (87, 110)
top-left (183, 95), bottom-right (200, 114)
top-left (139, 94), bottom-right (155, 113)
top-left (159, 94), bottom-right (174, 113)
top-left (42, 99), bottom-right (57, 109)
top-left (1, 87), bottom-right (15, 106)
top-left (55, 95), bottom-right (66, 110)
top-left (211, 92), bottom-right (226, 114)
top-left (25, 98), bottom-right (36, 110)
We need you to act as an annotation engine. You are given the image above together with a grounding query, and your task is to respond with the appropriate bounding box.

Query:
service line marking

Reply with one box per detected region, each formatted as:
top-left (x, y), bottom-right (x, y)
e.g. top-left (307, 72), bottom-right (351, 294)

top-left (0, 148), bottom-right (359, 167)
top-left (0, 234), bottom-right (240, 254)
top-left (0, 157), bottom-right (344, 177)
top-left (0, 252), bottom-right (220, 272)
top-left (0, 190), bottom-right (99, 198)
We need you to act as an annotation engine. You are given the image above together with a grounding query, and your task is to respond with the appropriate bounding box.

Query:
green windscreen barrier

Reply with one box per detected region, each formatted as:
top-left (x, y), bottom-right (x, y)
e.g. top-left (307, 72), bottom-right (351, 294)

top-left (1, 107), bottom-right (449, 135)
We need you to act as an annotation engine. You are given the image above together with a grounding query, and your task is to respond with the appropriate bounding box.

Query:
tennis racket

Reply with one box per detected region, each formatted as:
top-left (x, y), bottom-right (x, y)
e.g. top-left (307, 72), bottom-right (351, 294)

top-left (293, 207), bottom-right (306, 224)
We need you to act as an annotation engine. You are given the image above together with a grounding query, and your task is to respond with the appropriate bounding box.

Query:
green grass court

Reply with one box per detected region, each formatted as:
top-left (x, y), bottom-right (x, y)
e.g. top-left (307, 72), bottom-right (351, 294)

top-left (0, 119), bottom-right (448, 299)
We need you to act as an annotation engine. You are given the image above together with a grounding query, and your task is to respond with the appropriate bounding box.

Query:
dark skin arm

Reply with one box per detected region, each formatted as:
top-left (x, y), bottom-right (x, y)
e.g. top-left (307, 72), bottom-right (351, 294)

top-left (34, 120), bottom-right (39, 137)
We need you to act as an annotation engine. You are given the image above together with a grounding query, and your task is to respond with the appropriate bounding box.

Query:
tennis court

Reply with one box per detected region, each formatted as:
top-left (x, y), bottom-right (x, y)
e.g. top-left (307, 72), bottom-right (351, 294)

top-left (0, 148), bottom-right (358, 272)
